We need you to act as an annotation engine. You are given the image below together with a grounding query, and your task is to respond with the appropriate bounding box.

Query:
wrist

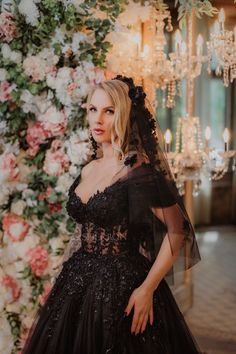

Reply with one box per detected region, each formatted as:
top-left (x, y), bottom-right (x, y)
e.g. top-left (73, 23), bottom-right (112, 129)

top-left (140, 278), bottom-right (160, 293)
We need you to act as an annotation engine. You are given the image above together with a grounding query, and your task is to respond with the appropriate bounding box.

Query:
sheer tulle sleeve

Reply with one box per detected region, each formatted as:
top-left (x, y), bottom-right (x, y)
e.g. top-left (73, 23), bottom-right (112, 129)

top-left (127, 160), bottom-right (201, 285)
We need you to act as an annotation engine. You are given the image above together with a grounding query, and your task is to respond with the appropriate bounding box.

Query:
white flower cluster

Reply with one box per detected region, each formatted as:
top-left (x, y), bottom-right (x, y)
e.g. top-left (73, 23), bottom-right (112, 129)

top-left (1, 43), bottom-right (22, 64)
top-left (18, 0), bottom-right (41, 27)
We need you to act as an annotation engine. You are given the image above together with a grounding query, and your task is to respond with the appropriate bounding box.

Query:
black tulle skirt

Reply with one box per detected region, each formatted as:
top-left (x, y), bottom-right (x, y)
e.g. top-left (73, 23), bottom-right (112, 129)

top-left (22, 248), bottom-right (203, 354)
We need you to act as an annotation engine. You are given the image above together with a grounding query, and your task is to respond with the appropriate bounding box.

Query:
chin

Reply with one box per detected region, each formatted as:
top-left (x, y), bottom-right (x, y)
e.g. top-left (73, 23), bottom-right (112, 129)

top-left (93, 135), bottom-right (111, 144)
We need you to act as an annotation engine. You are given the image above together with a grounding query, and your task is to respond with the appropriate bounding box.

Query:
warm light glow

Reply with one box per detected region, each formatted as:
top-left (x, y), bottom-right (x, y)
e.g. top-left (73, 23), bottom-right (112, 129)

top-left (133, 32), bottom-right (141, 45)
top-left (140, 44), bottom-right (149, 58)
top-left (164, 129), bottom-right (172, 144)
top-left (219, 8), bottom-right (225, 23)
top-left (196, 34), bottom-right (203, 47)
top-left (205, 126), bottom-right (211, 141)
top-left (223, 128), bottom-right (230, 143)
top-left (196, 34), bottom-right (203, 55)
top-left (214, 20), bottom-right (220, 34)
top-left (175, 30), bottom-right (182, 44)
top-left (181, 41), bottom-right (187, 54)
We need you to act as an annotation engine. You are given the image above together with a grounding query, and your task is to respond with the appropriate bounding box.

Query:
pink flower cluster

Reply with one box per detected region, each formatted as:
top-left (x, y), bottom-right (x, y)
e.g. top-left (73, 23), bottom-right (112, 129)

top-left (2, 213), bottom-right (30, 242)
top-left (43, 139), bottom-right (70, 176)
top-left (26, 245), bottom-right (49, 277)
top-left (0, 81), bottom-right (16, 103)
top-left (1, 274), bottom-right (21, 302)
top-left (1, 152), bottom-right (19, 181)
top-left (38, 106), bottom-right (68, 136)
top-left (26, 107), bottom-right (68, 156)
top-left (38, 185), bottom-right (62, 213)
top-left (0, 13), bottom-right (17, 43)
top-left (26, 122), bottom-right (51, 156)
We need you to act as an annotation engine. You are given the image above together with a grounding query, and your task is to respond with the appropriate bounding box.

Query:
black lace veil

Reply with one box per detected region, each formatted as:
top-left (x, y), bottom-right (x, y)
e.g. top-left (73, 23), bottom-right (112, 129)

top-left (109, 75), bottom-right (201, 285)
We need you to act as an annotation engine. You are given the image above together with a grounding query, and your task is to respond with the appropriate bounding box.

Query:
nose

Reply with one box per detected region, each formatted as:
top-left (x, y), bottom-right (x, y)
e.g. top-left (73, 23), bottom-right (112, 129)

top-left (94, 110), bottom-right (104, 124)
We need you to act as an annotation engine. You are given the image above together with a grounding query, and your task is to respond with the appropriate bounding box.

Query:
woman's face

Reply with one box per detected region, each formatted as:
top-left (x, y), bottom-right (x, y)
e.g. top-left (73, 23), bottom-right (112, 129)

top-left (87, 88), bottom-right (115, 143)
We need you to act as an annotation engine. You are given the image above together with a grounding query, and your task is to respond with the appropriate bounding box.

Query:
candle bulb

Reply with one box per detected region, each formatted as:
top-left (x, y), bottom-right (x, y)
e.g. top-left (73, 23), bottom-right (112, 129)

top-left (196, 34), bottom-right (203, 56)
top-left (214, 20), bottom-right (220, 34)
top-left (219, 8), bottom-right (225, 32)
top-left (175, 30), bottom-right (182, 56)
top-left (204, 126), bottom-right (211, 148)
top-left (223, 128), bottom-right (230, 152)
top-left (164, 129), bottom-right (172, 153)
top-left (133, 33), bottom-right (141, 57)
top-left (181, 41), bottom-right (187, 54)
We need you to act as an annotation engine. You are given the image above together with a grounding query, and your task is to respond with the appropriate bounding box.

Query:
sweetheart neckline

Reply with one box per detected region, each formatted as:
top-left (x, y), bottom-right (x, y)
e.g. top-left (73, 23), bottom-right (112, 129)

top-left (70, 161), bottom-right (151, 206)
top-left (72, 175), bottom-right (127, 206)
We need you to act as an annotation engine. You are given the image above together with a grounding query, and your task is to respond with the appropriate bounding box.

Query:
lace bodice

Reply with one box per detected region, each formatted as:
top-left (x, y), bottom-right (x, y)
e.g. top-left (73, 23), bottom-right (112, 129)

top-left (65, 170), bottom-right (140, 256)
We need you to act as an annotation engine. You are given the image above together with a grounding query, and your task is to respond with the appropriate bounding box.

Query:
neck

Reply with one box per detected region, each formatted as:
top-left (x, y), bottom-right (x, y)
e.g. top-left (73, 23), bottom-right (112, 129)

top-left (101, 142), bottom-right (117, 160)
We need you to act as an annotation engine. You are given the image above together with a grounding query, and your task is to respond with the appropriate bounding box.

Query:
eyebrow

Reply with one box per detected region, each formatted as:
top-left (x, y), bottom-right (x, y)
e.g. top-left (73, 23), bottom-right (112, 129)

top-left (89, 104), bottom-right (114, 109)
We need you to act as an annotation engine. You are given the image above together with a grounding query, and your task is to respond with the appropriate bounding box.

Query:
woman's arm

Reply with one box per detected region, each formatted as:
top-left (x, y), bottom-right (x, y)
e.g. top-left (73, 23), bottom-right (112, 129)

top-left (125, 203), bottom-right (187, 335)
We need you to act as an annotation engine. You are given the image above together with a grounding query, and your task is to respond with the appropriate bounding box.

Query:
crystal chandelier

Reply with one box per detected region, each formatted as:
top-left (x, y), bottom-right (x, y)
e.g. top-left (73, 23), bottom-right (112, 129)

top-left (143, 7), bottom-right (207, 109)
top-left (163, 13), bottom-right (235, 196)
top-left (164, 116), bottom-right (204, 196)
top-left (164, 118), bottom-right (235, 196)
top-left (108, 5), bottom-right (207, 109)
top-left (207, 8), bottom-right (236, 87)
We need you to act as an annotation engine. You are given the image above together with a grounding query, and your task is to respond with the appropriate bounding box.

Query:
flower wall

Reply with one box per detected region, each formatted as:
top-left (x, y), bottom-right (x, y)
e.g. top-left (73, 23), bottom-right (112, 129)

top-left (0, 0), bottom-right (127, 352)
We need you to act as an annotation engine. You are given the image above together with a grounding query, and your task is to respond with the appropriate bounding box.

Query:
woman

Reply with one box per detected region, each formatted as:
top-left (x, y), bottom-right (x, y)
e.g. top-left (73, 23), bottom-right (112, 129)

top-left (22, 76), bottom-right (203, 354)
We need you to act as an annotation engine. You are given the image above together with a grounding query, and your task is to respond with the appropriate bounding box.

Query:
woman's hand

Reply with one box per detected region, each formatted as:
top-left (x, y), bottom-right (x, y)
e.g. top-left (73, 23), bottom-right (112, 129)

top-left (124, 284), bottom-right (154, 335)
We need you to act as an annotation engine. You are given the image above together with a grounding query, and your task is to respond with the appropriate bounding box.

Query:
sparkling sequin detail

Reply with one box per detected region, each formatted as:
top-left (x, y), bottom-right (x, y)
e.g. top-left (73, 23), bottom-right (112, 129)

top-left (22, 169), bottom-right (203, 354)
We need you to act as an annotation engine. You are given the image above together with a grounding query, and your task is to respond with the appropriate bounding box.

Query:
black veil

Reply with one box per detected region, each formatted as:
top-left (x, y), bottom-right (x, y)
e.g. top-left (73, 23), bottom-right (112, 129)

top-left (108, 75), bottom-right (201, 285)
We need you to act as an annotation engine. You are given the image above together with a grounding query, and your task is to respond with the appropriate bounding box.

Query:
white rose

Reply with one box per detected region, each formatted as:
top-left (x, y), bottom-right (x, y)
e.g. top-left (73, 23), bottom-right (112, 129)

top-left (0, 68), bottom-right (7, 81)
top-left (10, 200), bottom-right (27, 215)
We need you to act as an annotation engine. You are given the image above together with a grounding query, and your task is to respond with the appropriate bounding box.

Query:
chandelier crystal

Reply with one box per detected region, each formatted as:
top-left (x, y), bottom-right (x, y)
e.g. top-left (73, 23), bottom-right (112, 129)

top-left (207, 8), bottom-right (236, 87)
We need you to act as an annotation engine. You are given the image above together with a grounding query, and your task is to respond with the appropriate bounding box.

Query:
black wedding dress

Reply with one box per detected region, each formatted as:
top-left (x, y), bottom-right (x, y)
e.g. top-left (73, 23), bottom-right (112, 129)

top-left (22, 161), bottom-right (203, 354)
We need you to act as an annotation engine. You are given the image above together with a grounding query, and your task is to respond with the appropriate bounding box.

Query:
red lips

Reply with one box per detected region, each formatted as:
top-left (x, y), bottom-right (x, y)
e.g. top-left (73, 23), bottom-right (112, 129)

top-left (94, 128), bottom-right (104, 133)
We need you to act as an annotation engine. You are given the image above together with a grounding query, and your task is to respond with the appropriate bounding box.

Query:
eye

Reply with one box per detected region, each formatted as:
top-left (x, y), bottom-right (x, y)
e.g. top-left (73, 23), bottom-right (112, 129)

top-left (106, 109), bottom-right (114, 115)
top-left (89, 107), bottom-right (96, 112)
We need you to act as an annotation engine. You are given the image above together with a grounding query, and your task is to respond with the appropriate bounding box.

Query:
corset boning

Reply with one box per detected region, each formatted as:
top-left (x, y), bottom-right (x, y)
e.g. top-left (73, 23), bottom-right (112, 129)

top-left (80, 220), bottom-right (138, 256)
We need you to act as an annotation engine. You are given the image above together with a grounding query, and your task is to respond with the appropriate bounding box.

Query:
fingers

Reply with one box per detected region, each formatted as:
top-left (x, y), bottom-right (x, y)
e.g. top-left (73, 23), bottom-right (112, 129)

top-left (124, 295), bottom-right (135, 316)
top-left (140, 313), bottom-right (149, 333)
top-left (149, 305), bottom-right (154, 325)
top-left (131, 311), bottom-right (149, 335)
top-left (131, 305), bottom-right (154, 335)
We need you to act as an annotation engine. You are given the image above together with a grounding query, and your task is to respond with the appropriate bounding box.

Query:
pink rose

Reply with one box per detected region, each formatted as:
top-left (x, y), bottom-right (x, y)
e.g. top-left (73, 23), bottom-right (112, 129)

top-left (0, 13), bottom-right (17, 43)
top-left (26, 122), bottom-right (52, 157)
top-left (43, 139), bottom-right (70, 176)
top-left (38, 281), bottom-right (52, 305)
top-left (1, 152), bottom-right (19, 180)
top-left (0, 81), bottom-right (16, 102)
top-left (2, 213), bottom-right (30, 242)
top-left (38, 106), bottom-right (68, 136)
top-left (1, 274), bottom-right (21, 302)
top-left (26, 245), bottom-right (49, 277)
top-left (38, 186), bottom-right (53, 201)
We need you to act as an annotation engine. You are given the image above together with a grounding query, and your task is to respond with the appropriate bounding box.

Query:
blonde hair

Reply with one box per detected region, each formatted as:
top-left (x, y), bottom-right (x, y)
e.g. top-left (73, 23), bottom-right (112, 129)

top-left (86, 79), bottom-right (132, 161)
